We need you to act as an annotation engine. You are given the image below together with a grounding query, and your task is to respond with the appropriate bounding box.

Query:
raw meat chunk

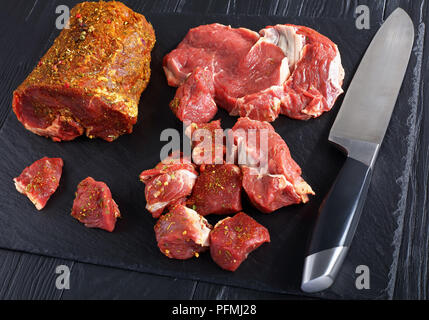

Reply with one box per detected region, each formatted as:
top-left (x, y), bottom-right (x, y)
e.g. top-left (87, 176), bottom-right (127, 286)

top-left (13, 157), bottom-right (63, 210)
top-left (241, 166), bottom-right (311, 212)
top-left (209, 212), bottom-right (270, 271)
top-left (271, 25), bottom-right (345, 120)
top-left (232, 117), bottom-right (314, 213)
top-left (187, 164), bottom-right (242, 216)
top-left (164, 24), bottom-right (259, 88)
top-left (185, 120), bottom-right (225, 165)
top-left (237, 25), bottom-right (345, 120)
top-left (140, 153), bottom-right (198, 218)
top-left (163, 23), bottom-right (344, 123)
top-left (155, 205), bottom-right (212, 259)
top-left (170, 66), bottom-right (218, 124)
top-left (71, 177), bottom-right (120, 232)
top-left (12, 1), bottom-right (156, 142)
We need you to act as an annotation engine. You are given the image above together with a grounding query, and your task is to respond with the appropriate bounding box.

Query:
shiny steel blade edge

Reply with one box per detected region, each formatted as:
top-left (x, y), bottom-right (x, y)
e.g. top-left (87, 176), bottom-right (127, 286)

top-left (329, 8), bottom-right (414, 166)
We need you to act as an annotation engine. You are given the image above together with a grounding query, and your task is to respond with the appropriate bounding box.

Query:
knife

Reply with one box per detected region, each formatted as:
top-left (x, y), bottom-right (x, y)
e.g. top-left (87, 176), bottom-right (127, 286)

top-left (301, 8), bottom-right (415, 293)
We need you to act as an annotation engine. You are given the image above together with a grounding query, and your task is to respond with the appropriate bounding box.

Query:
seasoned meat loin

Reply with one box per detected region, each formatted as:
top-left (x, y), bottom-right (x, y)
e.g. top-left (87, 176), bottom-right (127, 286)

top-left (12, 1), bottom-right (156, 142)
top-left (155, 205), bottom-right (212, 259)
top-left (13, 157), bottom-right (63, 210)
top-left (209, 212), bottom-right (270, 271)
top-left (71, 177), bottom-right (121, 232)
top-left (187, 164), bottom-right (242, 216)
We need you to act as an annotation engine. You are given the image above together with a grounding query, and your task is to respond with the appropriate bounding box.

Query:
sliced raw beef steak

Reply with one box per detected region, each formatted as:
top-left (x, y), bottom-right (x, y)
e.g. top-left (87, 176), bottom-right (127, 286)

top-left (187, 164), bottom-right (242, 216)
top-left (163, 23), bottom-right (344, 123)
top-left (13, 157), bottom-right (63, 210)
top-left (140, 153), bottom-right (198, 218)
top-left (209, 212), bottom-right (270, 271)
top-left (154, 205), bottom-right (212, 259)
top-left (232, 117), bottom-right (314, 213)
top-left (12, 1), bottom-right (156, 142)
top-left (71, 177), bottom-right (121, 232)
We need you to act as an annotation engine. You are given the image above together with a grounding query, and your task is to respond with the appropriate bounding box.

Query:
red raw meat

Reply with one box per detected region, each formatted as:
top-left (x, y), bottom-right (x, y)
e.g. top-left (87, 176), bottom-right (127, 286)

top-left (209, 212), bottom-right (270, 271)
top-left (170, 66), bottom-right (217, 124)
top-left (163, 23), bottom-right (344, 123)
top-left (187, 164), bottom-right (242, 216)
top-left (185, 120), bottom-right (225, 165)
top-left (267, 25), bottom-right (345, 120)
top-left (12, 2), bottom-right (155, 142)
top-left (232, 117), bottom-right (314, 213)
top-left (164, 24), bottom-right (259, 88)
top-left (14, 157), bottom-right (63, 210)
top-left (140, 153), bottom-right (198, 218)
top-left (155, 205), bottom-right (212, 259)
top-left (71, 177), bottom-right (121, 232)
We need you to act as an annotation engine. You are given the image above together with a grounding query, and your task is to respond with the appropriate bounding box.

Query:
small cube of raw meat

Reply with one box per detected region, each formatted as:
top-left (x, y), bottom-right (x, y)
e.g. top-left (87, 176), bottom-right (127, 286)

top-left (155, 205), bottom-right (212, 259)
top-left (13, 157), bottom-right (63, 210)
top-left (210, 212), bottom-right (270, 271)
top-left (140, 153), bottom-right (198, 218)
top-left (71, 177), bottom-right (121, 232)
top-left (187, 164), bottom-right (242, 215)
top-left (185, 120), bottom-right (225, 164)
top-left (169, 66), bottom-right (218, 124)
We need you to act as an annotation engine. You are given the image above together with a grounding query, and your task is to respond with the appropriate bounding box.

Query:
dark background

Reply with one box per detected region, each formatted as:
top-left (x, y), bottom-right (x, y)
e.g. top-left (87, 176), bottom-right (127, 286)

top-left (0, 0), bottom-right (428, 300)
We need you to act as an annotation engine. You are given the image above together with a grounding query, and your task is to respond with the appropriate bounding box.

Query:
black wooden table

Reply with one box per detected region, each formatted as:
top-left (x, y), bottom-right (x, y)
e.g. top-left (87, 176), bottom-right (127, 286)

top-left (0, 0), bottom-right (428, 300)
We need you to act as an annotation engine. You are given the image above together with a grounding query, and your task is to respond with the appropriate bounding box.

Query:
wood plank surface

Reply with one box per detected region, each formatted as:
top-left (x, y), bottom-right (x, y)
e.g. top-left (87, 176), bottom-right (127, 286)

top-left (384, 0), bottom-right (429, 300)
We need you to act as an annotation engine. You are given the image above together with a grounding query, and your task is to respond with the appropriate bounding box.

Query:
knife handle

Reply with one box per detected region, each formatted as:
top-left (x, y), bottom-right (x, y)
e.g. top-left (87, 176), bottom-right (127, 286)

top-left (308, 157), bottom-right (372, 255)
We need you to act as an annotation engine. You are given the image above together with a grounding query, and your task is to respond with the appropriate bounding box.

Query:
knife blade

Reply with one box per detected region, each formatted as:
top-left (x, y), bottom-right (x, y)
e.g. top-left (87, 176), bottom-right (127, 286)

top-left (301, 8), bottom-right (414, 293)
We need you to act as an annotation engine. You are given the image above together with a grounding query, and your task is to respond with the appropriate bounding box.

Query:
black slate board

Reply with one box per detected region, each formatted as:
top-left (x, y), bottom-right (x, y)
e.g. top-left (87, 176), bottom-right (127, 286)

top-left (0, 10), bottom-right (423, 299)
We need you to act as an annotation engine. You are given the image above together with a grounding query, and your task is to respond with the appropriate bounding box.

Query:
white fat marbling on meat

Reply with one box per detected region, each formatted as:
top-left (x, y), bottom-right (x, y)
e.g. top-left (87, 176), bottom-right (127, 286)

top-left (250, 34), bottom-right (291, 83)
top-left (178, 169), bottom-right (198, 181)
top-left (252, 171), bottom-right (294, 189)
top-left (183, 207), bottom-right (211, 247)
top-left (14, 179), bottom-right (25, 194)
top-left (27, 115), bottom-right (63, 138)
top-left (14, 179), bottom-right (43, 210)
top-left (163, 62), bottom-right (191, 87)
top-left (328, 49), bottom-right (345, 94)
top-left (146, 169), bottom-right (196, 212)
top-left (266, 173), bottom-right (294, 189)
top-left (260, 25), bottom-right (305, 71)
top-left (146, 201), bottom-right (169, 213)
top-left (279, 57), bottom-right (291, 83)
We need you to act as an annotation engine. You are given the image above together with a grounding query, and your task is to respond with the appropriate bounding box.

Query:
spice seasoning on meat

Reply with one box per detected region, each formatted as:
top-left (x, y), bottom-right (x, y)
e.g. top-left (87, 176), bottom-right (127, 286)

top-left (12, 1), bottom-right (156, 142)
top-left (209, 212), bottom-right (270, 271)
top-left (140, 153), bottom-right (198, 218)
top-left (71, 177), bottom-right (121, 232)
top-left (187, 164), bottom-right (242, 216)
top-left (154, 205), bottom-right (212, 260)
top-left (13, 157), bottom-right (64, 210)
